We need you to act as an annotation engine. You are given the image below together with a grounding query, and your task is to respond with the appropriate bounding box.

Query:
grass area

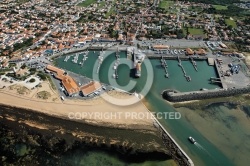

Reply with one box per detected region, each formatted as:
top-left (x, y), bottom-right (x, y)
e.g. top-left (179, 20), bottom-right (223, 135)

top-left (77, 0), bottom-right (96, 7)
top-left (225, 18), bottom-right (237, 28)
top-left (213, 5), bottom-right (228, 10)
top-left (98, 1), bottom-right (105, 8)
top-left (46, 75), bottom-right (57, 90)
top-left (158, 0), bottom-right (174, 9)
top-left (9, 85), bottom-right (30, 95)
top-left (37, 71), bottom-right (56, 90)
top-left (37, 91), bottom-right (51, 100)
top-left (105, 7), bottom-right (115, 18)
top-left (188, 28), bottom-right (204, 35)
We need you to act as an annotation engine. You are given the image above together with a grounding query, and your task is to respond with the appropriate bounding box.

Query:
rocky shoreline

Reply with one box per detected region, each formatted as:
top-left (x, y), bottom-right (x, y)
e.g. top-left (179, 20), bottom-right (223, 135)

top-left (0, 104), bottom-right (171, 165)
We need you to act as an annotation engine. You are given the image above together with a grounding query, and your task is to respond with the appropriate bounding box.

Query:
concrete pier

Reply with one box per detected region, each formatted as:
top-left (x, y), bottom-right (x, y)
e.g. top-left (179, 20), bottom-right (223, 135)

top-left (140, 102), bottom-right (194, 166)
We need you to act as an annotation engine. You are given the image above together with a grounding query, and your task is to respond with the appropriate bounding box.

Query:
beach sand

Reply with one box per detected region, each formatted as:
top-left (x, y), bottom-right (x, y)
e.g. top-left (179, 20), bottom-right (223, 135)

top-left (0, 81), bottom-right (156, 131)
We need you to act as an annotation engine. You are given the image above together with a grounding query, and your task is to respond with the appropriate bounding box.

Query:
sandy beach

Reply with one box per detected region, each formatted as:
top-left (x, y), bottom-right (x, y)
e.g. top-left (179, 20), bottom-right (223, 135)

top-left (0, 81), bottom-right (156, 131)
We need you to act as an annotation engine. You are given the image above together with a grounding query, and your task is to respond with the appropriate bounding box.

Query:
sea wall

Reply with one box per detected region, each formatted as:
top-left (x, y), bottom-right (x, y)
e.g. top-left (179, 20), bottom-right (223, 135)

top-left (162, 86), bottom-right (250, 102)
top-left (146, 55), bottom-right (207, 60)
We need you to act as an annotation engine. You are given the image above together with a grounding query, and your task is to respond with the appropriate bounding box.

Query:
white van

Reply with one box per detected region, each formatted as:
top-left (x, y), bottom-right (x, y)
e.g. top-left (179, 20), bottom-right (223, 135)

top-left (61, 96), bottom-right (65, 101)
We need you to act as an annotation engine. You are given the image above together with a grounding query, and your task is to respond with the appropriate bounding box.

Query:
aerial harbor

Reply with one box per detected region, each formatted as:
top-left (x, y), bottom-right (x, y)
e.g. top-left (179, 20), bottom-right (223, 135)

top-left (0, 0), bottom-right (250, 166)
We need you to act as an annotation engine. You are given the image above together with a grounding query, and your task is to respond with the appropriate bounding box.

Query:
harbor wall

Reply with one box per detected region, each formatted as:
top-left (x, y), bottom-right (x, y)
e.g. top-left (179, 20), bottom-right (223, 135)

top-left (141, 102), bottom-right (194, 166)
top-left (51, 46), bottom-right (127, 59)
top-left (162, 86), bottom-right (250, 102)
top-left (146, 55), bottom-right (207, 60)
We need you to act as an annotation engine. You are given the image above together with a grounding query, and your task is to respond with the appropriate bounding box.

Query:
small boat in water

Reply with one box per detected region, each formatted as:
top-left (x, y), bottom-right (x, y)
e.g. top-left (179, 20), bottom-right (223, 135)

top-left (186, 76), bottom-right (191, 82)
top-left (188, 136), bottom-right (196, 144)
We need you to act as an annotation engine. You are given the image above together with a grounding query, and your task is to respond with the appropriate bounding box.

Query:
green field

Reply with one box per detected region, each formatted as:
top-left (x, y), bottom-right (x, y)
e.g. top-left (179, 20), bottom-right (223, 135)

top-left (225, 19), bottom-right (237, 28)
top-left (188, 28), bottom-right (204, 35)
top-left (213, 5), bottom-right (228, 10)
top-left (105, 7), bottom-right (115, 18)
top-left (98, 1), bottom-right (105, 8)
top-left (77, 0), bottom-right (97, 7)
top-left (158, 0), bottom-right (174, 9)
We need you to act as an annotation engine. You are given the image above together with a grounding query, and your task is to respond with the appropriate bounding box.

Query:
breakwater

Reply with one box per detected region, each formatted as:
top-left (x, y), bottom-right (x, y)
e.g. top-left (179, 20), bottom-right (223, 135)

top-left (162, 86), bottom-right (250, 102)
top-left (153, 119), bottom-right (194, 166)
top-left (141, 103), bottom-right (194, 166)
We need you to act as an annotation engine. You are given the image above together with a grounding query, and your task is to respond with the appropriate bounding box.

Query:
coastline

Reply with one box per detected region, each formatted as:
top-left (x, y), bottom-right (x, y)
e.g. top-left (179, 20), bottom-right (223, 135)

top-left (0, 104), bottom-right (173, 165)
top-left (0, 88), bottom-right (156, 131)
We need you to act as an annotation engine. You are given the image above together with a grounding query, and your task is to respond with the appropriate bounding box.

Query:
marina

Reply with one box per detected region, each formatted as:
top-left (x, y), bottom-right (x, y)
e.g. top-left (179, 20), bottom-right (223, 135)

top-left (55, 50), bottom-right (232, 166)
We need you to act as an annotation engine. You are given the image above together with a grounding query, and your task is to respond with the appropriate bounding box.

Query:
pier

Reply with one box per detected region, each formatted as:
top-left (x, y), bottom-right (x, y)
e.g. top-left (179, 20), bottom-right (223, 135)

top-left (177, 56), bottom-right (191, 82)
top-left (63, 55), bottom-right (70, 62)
top-left (72, 53), bottom-right (79, 64)
top-left (161, 56), bottom-right (169, 78)
top-left (190, 57), bottom-right (198, 71)
top-left (139, 102), bottom-right (194, 166)
top-left (96, 51), bottom-right (104, 74)
top-left (113, 49), bottom-right (120, 79)
top-left (80, 51), bottom-right (88, 67)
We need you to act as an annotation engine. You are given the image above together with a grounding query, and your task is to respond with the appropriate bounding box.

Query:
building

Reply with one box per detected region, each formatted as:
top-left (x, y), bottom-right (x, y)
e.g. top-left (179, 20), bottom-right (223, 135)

top-left (80, 81), bottom-right (102, 97)
top-left (56, 74), bottom-right (79, 96)
top-left (152, 45), bottom-right (170, 51)
top-left (46, 65), bottom-right (103, 97)
top-left (185, 48), bottom-right (194, 55)
top-left (196, 49), bottom-right (207, 55)
top-left (46, 65), bottom-right (79, 96)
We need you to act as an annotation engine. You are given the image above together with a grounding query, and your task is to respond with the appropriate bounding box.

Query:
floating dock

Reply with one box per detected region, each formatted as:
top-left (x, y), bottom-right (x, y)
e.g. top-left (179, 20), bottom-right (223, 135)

top-left (161, 56), bottom-right (169, 78)
top-left (113, 49), bottom-right (120, 79)
top-left (190, 57), bottom-right (198, 71)
top-left (177, 56), bottom-right (191, 82)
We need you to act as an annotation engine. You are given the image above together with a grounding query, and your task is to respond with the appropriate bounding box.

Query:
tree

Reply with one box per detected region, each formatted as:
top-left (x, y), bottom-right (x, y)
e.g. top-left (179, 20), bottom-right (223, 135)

top-left (29, 78), bottom-right (36, 83)
top-left (21, 64), bottom-right (26, 69)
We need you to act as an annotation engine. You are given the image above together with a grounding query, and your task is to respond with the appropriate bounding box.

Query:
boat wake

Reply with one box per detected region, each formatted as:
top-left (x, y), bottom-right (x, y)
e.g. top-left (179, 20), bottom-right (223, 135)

top-left (194, 142), bottom-right (219, 165)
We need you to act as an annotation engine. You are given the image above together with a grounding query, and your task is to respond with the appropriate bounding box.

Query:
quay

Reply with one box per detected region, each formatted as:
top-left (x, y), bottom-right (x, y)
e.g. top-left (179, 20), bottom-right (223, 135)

top-left (213, 59), bottom-right (227, 89)
top-left (207, 58), bottom-right (215, 66)
top-left (146, 54), bottom-right (207, 60)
